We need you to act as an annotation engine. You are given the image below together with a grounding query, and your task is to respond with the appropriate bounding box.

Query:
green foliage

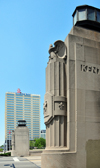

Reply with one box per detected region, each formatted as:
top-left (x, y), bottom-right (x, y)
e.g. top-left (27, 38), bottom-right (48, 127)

top-left (1, 145), bottom-right (4, 147)
top-left (0, 148), bottom-right (3, 152)
top-left (34, 138), bottom-right (46, 149)
top-left (0, 152), bottom-right (11, 156)
top-left (29, 138), bottom-right (46, 149)
top-left (29, 140), bottom-right (35, 149)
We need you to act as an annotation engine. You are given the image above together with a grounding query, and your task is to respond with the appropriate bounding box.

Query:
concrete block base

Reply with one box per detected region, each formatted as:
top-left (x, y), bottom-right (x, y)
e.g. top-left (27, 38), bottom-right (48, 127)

top-left (41, 151), bottom-right (77, 168)
top-left (11, 150), bottom-right (17, 156)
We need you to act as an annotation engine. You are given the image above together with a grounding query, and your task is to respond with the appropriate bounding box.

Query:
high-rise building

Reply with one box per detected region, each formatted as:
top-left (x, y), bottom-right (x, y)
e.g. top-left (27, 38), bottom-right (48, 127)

top-left (40, 130), bottom-right (46, 139)
top-left (5, 89), bottom-right (40, 149)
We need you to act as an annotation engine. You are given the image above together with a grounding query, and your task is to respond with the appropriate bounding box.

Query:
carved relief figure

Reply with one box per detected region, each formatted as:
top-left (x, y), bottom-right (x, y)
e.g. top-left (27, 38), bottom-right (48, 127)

top-left (44, 40), bottom-right (67, 148)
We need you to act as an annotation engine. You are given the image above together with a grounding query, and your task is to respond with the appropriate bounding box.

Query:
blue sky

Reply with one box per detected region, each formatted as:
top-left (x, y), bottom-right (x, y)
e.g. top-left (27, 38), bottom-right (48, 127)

top-left (0, 0), bottom-right (99, 145)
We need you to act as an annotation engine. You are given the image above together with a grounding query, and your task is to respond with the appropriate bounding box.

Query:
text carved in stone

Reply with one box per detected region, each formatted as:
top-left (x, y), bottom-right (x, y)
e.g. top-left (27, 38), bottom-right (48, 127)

top-left (81, 65), bottom-right (99, 74)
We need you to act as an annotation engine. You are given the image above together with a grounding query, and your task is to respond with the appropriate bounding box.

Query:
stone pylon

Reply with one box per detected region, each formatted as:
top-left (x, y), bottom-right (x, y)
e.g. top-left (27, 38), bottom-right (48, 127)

top-left (41, 25), bottom-right (100, 168)
top-left (44, 40), bottom-right (67, 149)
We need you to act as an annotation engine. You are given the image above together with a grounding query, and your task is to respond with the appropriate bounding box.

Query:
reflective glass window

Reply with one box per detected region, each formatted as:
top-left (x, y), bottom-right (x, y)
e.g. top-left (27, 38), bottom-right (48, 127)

top-left (73, 12), bottom-right (77, 25)
top-left (7, 110), bottom-right (14, 112)
top-left (7, 101), bottom-right (14, 103)
top-left (88, 8), bottom-right (95, 21)
top-left (7, 99), bottom-right (14, 100)
top-left (97, 11), bottom-right (100, 22)
top-left (78, 9), bottom-right (86, 21)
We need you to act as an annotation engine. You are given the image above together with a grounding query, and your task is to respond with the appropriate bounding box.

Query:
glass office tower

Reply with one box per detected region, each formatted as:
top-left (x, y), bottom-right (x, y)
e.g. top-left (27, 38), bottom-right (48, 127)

top-left (40, 130), bottom-right (46, 139)
top-left (5, 89), bottom-right (40, 149)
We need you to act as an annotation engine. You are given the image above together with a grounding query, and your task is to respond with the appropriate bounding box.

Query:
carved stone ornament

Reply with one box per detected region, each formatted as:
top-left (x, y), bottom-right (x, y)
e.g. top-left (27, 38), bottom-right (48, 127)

top-left (59, 102), bottom-right (64, 110)
top-left (43, 101), bottom-right (47, 113)
top-left (48, 40), bottom-right (67, 60)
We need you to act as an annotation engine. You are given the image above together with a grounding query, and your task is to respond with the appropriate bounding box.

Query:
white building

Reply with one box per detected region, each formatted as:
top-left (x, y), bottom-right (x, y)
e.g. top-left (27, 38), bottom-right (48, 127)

top-left (5, 89), bottom-right (40, 150)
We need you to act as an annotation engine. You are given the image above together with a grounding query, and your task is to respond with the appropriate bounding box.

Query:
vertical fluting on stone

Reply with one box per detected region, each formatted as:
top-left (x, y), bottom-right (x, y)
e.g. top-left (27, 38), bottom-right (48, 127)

top-left (45, 59), bottom-right (67, 148)
top-left (60, 116), bottom-right (64, 147)
top-left (50, 119), bottom-right (53, 146)
top-left (59, 62), bottom-right (65, 96)
top-left (46, 61), bottom-right (66, 97)
top-left (46, 61), bottom-right (65, 96)
top-left (65, 64), bottom-right (67, 97)
top-left (46, 116), bottom-right (67, 147)
top-left (46, 125), bottom-right (50, 147)
top-left (54, 62), bottom-right (60, 96)
top-left (44, 41), bottom-right (67, 149)
top-left (12, 130), bottom-right (15, 150)
top-left (55, 116), bottom-right (59, 146)
top-left (50, 62), bottom-right (54, 95)
top-left (64, 116), bottom-right (67, 146)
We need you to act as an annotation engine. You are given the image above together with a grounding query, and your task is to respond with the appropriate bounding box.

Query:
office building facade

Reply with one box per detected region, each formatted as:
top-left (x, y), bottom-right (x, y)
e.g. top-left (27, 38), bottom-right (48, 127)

top-left (5, 89), bottom-right (40, 149)
top-left (40, 130), bottom-right (46, 139)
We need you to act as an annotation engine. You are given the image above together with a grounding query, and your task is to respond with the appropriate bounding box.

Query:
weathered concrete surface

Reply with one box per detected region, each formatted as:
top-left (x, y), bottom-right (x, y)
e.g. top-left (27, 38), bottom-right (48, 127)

top-left (43, 40), bottom-right (67, 149)
top-left (41, 26), bottom-right (100, 168)
top-left (24, 156), bottom-right (41, 168)
top-left (29, 149), bottom-right (44, 156)
top-left (86, 140), bottom-right (100, 168)
top-left (11, 126), bottom-right (29, 156)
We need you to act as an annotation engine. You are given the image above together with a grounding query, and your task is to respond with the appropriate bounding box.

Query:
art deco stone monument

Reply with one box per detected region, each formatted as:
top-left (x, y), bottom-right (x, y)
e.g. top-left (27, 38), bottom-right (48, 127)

top-left (11, 120), bottom-right (29, 156)
top-left (43, 40), bottom-right (67, 149)
top-left (41, 5), bottom-right (100, 168)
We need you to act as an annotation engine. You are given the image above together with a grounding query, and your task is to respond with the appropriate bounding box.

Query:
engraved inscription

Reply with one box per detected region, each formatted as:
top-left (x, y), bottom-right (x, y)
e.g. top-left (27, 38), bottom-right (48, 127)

top-left (81, 65), bottom-right (99, 74)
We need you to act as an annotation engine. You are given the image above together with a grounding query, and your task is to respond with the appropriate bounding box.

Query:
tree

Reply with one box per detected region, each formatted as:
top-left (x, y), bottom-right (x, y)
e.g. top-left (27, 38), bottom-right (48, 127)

top-left (0, 148), bottom-right (3, 152)
top-left (29, 140), bottom-right (35, 149)
top-left (34, 138), bottom-right (46, 149)
top-left (1, 145), bottom-right (4, 147)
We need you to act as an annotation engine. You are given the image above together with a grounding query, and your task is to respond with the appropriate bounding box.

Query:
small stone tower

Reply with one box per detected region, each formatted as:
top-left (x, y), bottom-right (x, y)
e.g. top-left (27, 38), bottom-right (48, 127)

top-left (11, 120), bottom-right (29, 156)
